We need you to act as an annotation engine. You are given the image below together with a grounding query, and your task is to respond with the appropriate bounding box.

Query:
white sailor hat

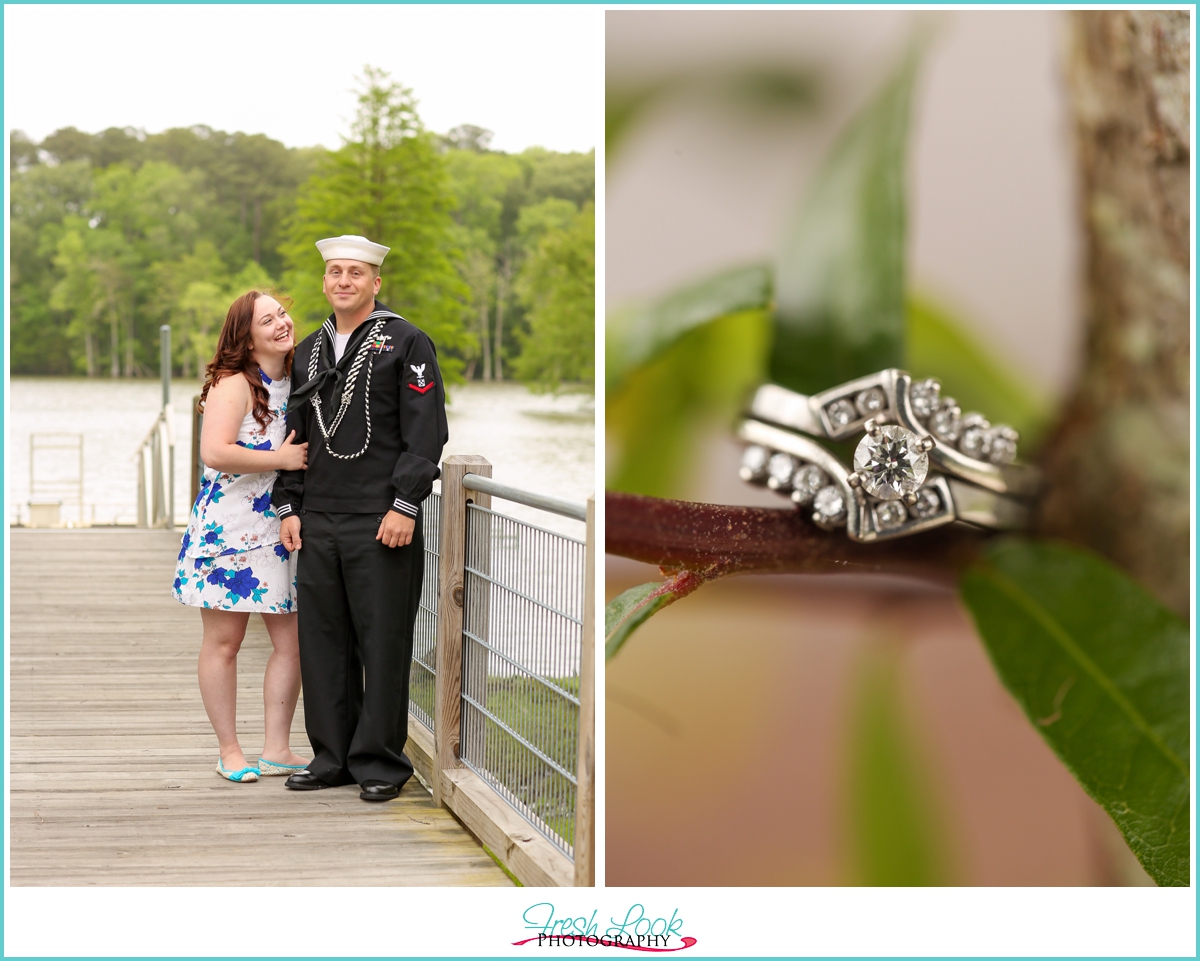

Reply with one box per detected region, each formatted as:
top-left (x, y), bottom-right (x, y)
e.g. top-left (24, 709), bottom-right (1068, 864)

top-left (315, 234), bottom-right (390, 266)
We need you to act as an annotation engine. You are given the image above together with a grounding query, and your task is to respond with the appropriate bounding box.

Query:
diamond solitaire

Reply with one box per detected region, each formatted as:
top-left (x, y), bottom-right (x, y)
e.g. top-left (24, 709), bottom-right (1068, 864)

top-left (851, 421), bottom-right (933, 501)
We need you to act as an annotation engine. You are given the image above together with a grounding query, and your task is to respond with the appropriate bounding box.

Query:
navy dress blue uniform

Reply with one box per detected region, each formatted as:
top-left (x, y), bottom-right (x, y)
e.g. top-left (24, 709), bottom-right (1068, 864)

top-left (272, 301), bottom-right (447, 788)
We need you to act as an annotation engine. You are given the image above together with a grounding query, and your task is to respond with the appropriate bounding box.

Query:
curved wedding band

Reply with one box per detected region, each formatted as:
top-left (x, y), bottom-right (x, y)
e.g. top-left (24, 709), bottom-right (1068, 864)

top-left (737, 419), bottom-right (1030, 542)
top-left (737, 369), bottom-right (1039, 543)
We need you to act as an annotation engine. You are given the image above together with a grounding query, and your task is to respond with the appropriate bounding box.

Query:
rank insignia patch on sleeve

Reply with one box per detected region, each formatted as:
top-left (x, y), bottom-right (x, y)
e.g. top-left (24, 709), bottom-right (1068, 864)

top-left (407, 363), bottom-right (435, 393)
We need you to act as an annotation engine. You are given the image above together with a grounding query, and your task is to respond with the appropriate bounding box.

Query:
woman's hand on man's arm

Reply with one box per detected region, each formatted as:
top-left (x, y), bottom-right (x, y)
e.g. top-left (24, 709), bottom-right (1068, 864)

top-left (199, 374), bottom-right (307, 473)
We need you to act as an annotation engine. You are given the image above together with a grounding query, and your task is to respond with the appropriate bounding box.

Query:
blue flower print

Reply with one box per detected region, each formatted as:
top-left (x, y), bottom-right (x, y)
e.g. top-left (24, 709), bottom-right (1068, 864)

top-left (173, 574), bottom-right (184, 592)
top-left (202, 522), bottom-right (225, 548)
top-left (206, 481), bottom-right (225, 505)
top-left (274, 544), bottom-right (290, 561)
top-left (224, 567), bottom-right (260, 602)
top-left (177, 529), bottom-right (191, 561)
top-left (252, 491), bottom-right (273, 514)
top-left (206, 567), bottom-right (229, 588)
top-left (194, 558), bottom-right (206, 571)
top-left (260, 370), bottom-right (273, 385)
top-left (250, 585), bottom-right (268, 603)
top-left (235, 439), bottom-right (273, 451)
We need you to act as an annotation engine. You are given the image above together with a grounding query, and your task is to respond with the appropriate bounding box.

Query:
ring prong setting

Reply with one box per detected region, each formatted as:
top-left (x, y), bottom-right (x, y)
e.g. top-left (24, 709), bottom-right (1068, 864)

top-left (864, 418), bottom-right (882, 438)
top-left (918, 435), bottom-right (936, 452)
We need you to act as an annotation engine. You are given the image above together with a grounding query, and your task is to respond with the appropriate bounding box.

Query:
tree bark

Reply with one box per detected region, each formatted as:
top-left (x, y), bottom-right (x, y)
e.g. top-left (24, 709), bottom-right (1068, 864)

top-left (109, 311), bottom-right (119, 378)
top-left (494, 253), bottom-right (511, 382)
top-left (253, 197), bottom-right (262, 264)
top-left (1039, 11), bottom-right (1190, 614)
top-left (479, 298), bottom-right (492, 381)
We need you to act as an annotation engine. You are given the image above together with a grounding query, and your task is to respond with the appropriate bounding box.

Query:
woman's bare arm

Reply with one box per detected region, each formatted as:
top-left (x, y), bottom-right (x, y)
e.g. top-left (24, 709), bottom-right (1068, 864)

top-left (199, 374), bottom-right (307, 474)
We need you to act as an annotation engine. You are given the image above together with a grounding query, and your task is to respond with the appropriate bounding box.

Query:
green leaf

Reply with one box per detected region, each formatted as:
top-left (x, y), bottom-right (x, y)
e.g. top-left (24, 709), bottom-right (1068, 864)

top-left (770, 50), bottom-right (920, 394)
top-left (606, 570), bottom-right (716, 660)
top-left (847, 646), bottom-right (949, 885)
top-left (605, 583), bottom-right (672, 661)
top-left (907, 294), bottom-right (1049, 449)
top-left (960, 539), bottom-right (1189, 886)
top-left (607, 308), bottom-right (771, 497)
top-left (606, 264), bottom-right (772, 394)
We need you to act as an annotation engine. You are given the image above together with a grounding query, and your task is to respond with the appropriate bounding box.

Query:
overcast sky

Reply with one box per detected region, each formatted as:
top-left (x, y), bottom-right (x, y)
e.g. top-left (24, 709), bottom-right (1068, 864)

top-left (4, 5), bottom-right (601, 154)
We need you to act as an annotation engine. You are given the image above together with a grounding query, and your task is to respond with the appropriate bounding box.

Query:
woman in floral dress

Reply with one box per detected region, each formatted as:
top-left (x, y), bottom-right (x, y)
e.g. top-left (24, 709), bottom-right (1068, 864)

top-left (173, 290), bottom-right (311, 782)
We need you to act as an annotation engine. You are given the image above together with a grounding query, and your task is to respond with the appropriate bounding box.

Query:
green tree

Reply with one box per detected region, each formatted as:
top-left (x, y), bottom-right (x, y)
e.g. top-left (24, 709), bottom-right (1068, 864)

top-left (11, 160), bottom-right (93, 374)
top-left (280, 66), bottom-right (470, 377)
top-left (49, 227), bottom-right (101, 376)
top-left (513, 202), bottom-right (594, 391)
top-left (445, 147), bottom-right (526, 379)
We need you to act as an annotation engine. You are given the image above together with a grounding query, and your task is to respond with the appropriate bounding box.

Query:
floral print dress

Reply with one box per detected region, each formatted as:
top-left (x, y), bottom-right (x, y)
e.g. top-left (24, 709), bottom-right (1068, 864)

top-left (172, 371), bottom-right (298, 613)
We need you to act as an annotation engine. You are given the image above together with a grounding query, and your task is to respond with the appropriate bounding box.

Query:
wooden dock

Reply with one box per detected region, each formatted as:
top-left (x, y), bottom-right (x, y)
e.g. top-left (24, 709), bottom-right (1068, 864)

top-left (9, 528), bottom-right (513, 886)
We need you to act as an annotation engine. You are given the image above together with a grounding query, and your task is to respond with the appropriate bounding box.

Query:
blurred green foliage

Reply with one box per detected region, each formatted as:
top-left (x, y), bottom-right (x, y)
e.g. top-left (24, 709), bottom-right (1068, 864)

top-left (908, 296), bottom-right (1048, 450)
top-left (608, 308), bottom-right (770, 497)
top-left (607, 66), bottom-right (820, 160)
top-left (770, 51), bottom-right (915, 394)
top-left (847, 646), bottom-right (949, 885)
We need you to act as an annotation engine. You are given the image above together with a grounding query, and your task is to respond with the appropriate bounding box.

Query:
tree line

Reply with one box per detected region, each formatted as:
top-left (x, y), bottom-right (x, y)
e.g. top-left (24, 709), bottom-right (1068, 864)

top-left (10, 66), bottom-right (595, 391)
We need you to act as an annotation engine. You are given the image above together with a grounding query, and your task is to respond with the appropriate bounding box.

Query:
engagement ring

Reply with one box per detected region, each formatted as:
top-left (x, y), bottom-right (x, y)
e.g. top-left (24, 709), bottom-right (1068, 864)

top-left (737, 369), bottom-right (1039, 542)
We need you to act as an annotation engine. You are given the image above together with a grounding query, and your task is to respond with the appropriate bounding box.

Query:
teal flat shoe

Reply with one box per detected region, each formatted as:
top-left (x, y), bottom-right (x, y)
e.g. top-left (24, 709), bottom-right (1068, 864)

top-left (216, 758), bottom-right (260, 782)
top-left (257, 757), bottom-right (310, 777)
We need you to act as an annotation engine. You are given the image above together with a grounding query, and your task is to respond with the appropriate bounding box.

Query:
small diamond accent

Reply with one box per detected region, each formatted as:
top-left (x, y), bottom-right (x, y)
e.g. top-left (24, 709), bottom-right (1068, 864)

top-left (766, 452), bottom-right (795, 490)
top-left (931, 399), bottom-right (961, 443)
top-left (813, 486), bottom-right (846, 525)
top-left (987, 426), bottom-right (1019, 464)
top-left (739, 445), bottom-right (769, 481)
top-left (909, 379), bottom-right (940, 420)
top-left (958, 414), bottom-right (991, 459)
top-left (855, 388), bottom-right (886, 418)
top-left (875, 501), bottom-right (907, 530)
top-left (790, 464), bottom-right (828, 505)
top-left (853, 424), bottom-right (930, 500)
top-left (826, 399), bottom-right (857, 428)
top-left (912, 488), bottom-right (942, 519)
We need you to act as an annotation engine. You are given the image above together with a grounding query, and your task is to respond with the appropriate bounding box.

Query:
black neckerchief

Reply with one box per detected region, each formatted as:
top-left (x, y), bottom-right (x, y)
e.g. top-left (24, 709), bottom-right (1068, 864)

top-left (290, 304), bottom-right (397, 415)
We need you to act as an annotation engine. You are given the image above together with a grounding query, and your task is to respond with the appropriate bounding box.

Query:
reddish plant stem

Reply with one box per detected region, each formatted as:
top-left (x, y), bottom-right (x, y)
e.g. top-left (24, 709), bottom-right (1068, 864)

top-left (606, 491), bottom-right (989, 588)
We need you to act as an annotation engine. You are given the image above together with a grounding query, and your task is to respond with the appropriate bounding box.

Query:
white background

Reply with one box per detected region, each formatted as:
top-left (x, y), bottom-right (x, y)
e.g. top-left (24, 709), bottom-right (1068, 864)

top-left (5, 5), bottom-right (599, 153)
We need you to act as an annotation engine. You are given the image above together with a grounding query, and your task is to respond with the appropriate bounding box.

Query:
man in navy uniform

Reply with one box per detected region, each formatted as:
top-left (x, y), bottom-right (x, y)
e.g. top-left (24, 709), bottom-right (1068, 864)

top-left (273, 234), bottom-right (447, 801)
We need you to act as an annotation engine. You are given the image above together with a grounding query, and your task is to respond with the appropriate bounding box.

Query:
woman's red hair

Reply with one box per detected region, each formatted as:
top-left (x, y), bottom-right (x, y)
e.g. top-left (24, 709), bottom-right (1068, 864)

top-left (198, 290), bottom-right (295, 429)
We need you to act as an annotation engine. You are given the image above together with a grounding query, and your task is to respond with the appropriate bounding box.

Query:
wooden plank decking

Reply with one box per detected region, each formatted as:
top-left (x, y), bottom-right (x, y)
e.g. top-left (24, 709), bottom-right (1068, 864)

top-left (9, 528), bottom-right (513, 886)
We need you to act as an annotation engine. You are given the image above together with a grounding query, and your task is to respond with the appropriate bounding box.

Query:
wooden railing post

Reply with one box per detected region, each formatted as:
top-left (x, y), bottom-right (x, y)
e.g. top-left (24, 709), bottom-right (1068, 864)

top-left (434, 455), bottom-right (491, 806)
top-left (574, 494), bottom-right (596, 885)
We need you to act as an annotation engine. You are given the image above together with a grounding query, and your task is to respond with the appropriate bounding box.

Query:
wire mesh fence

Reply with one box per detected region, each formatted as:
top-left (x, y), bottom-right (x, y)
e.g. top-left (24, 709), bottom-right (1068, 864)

top-left (460, 502), bottom-right (585, 860)
top-left (410, 491), bottom-right (441, 733)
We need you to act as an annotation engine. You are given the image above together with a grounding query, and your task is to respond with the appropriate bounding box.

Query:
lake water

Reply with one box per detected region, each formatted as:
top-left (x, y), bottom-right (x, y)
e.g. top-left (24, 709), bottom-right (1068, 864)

top-left (8, 378), bottom-right (595, 537)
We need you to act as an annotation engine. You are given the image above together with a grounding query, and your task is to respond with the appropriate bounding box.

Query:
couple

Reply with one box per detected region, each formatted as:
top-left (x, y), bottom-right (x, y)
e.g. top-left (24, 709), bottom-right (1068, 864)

top-left (171, 234), bottom-right (448, 803)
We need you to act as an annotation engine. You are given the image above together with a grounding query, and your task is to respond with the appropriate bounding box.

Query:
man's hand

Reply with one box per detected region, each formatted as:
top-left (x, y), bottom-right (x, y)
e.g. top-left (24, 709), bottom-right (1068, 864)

top-left (280, 515), bottom-right (303, 551)
top-left (376, 510), bottom-right (415, 548)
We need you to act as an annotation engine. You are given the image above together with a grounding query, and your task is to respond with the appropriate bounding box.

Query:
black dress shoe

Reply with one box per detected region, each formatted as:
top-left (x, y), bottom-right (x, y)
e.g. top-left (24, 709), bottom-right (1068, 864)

top-left (359, 779), bottom-right (400, 802)
top-left (285, 770), bottom-right (331, 791)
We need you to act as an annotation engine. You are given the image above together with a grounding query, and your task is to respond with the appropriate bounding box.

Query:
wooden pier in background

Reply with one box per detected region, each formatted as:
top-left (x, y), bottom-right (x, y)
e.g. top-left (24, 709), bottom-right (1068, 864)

top-left (9, 528), bottom-right (513, 886)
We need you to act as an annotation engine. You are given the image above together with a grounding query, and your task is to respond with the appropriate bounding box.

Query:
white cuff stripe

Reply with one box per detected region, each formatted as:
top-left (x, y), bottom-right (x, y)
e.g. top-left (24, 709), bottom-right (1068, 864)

top-left (276, 503), bottom-right (293, 516)
top-left (393, 498), bottom-right (418, 516)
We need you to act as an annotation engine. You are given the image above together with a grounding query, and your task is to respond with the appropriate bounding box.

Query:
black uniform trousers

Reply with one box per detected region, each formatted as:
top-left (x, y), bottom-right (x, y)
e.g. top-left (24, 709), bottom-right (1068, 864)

top-left (296, 509), bottom-right (423, 787)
